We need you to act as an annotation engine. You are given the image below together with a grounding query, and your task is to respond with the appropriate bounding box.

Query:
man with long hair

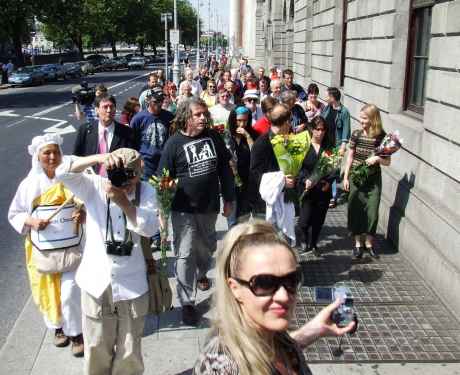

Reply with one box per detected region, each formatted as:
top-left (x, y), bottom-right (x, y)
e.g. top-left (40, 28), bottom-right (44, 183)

top-left (158, 98), bottom-right (235, 325)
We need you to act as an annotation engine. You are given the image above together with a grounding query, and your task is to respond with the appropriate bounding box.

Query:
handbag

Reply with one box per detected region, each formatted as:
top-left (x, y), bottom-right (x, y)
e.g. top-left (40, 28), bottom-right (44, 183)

top-left (31, 246), bottom-right (82, 274)
top-left (134, 184), bottom-right (172, 315)
top-left (140, 236), bottom-right (173, 315)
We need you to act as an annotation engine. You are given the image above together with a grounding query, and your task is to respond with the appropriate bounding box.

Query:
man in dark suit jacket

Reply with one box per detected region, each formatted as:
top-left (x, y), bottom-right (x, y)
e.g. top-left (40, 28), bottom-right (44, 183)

top-left (73, 94), bottom-right (136, 173)
top-left (249, 103), bottom-right (295, 216)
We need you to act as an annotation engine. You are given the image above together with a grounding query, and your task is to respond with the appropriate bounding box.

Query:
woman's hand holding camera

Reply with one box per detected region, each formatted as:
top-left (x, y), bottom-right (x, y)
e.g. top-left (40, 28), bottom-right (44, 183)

top-left (291, 299), bottom-right (356, 348)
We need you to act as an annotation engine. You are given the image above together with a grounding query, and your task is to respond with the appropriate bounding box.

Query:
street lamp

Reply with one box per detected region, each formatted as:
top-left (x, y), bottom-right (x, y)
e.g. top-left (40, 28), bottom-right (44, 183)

top-left (196, 0), bottom-right (200, 72)
top-left (161, 12), bottom-right (172, 81)
top-left (172, 0), bottom-right (180, 86)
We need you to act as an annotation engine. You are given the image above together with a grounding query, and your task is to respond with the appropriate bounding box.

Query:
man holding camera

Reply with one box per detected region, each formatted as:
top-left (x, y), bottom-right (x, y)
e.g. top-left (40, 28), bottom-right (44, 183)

top-left (56, 148), bottom-right (159, 375)
top-left (74, 83), bottom-right (108, 122)
top-left (73, 94), bottom-right (136, 176)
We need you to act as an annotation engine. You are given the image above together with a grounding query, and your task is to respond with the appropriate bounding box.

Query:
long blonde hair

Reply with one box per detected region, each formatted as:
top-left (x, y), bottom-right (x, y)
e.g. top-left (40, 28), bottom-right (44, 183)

top-left (212, 220), bottom-right (298, 375)
top-left (361, 103), bottom-right (383, 138)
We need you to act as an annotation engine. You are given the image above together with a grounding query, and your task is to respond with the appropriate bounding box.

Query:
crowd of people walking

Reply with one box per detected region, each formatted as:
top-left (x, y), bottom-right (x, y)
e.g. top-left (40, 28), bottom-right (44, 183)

top-left (8, 55), bottom-right (393, 374)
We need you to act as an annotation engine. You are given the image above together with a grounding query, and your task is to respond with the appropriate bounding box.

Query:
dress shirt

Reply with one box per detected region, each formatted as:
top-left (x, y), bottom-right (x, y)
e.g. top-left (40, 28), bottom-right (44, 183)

top-left (56, 158), bottom-right (159, 301)
top-left (98, 122), bottom-right (115, 150)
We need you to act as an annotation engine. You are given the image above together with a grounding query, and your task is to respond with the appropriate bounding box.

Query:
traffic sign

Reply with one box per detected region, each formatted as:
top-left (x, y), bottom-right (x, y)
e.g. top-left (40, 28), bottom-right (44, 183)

top-left (170, 29), bottom-right (180, 45)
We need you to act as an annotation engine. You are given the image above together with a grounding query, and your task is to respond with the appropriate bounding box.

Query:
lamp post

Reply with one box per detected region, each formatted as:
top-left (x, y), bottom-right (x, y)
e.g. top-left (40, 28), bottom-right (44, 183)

top-left (172, 0), bottom-right (180, 86)
top-left (161, 12), bottom-right (172, 81)
top-left (196, 0), bottom-right (200, 72)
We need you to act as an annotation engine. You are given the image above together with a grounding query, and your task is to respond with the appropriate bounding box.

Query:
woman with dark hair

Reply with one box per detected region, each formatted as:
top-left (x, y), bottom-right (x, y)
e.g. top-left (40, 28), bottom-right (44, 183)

top-left (305, 83), bottom-right (325, 123)
top-left (226, 106), bottom-right (258, 226)
top-left (297, 116), bottom-right (334, 255)
top-left (119, 97), bottom-right (140, 126)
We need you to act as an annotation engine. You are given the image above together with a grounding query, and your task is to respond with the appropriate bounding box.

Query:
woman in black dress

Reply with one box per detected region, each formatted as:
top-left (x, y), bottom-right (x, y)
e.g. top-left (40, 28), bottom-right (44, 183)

top-left (297, 116), bottom-right (333, 255)
top-left (226, 106), bottom-right (258, 226)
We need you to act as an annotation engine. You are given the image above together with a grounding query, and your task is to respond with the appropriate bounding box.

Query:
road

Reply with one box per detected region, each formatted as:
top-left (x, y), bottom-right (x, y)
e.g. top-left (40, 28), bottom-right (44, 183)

top-left (0, 67), bottom-right (158, 349)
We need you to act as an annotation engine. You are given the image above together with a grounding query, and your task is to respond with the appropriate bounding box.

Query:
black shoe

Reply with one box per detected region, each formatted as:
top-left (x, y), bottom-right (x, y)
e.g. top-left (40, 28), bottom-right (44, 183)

top-left (182, 305), bottom-right (199, 326)
top-left (310, 246), bottom-right (320, 257)
top-left (353, 247), bottom-right (363, 259)
top-left (367, 247), bottom-right (380, 259)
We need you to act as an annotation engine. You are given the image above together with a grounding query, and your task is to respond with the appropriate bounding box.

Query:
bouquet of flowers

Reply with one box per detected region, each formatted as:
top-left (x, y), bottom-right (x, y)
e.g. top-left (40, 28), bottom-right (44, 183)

top-left (149, 169), bottom-right (177, 271)
top-left (271, 131), bottom-right (311, 201)
top-left (214, 123), bottom-right (243, 188)
top-left (300, 147), bottom-right (343, 202)
top-left (351, 131), bottom-right (403, 187)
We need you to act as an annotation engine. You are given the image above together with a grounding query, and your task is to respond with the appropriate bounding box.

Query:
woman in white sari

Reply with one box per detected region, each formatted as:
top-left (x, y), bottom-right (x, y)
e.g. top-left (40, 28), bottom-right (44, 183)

top-left (8, 134), bottom-right (84, 357)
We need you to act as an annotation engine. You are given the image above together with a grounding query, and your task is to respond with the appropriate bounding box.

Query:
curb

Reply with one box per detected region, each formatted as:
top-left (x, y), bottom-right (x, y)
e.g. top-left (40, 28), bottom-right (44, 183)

top-left (0, 296), bottom-right (46, 375)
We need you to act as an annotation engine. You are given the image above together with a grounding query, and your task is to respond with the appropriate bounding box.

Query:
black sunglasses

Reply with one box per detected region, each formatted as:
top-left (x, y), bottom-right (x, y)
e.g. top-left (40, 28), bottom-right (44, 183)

top-left (233, 268), bottom-right (303, 297)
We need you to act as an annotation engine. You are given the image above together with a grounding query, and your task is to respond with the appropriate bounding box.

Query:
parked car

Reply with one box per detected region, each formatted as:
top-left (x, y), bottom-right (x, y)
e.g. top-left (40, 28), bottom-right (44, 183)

top-left (111, 56), bottom-right (128, 69)
top-left (77, 61), bottom-right (95, 75)
top-left (63, 62), bottom-right (83, 78)
top-left (41, 64), bottom-right (66, 81)
top-left (85, 54), bottom-right (108, 72)
top-left (127, 56), bottom-right (146, 70)
top-left (8, 66), bottom-right (46, 86)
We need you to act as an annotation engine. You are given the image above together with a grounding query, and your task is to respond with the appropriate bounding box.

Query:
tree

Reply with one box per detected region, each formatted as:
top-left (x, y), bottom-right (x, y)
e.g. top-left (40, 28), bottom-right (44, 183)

top-left (37, 0), bottom-right (91, 59)
top-left (0, 0), bottom-right (37, 64)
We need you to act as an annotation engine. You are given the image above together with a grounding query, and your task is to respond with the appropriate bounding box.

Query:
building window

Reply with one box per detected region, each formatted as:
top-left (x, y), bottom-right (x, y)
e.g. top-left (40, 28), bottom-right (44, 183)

top-left (404, 0), bottom-right (433, 114)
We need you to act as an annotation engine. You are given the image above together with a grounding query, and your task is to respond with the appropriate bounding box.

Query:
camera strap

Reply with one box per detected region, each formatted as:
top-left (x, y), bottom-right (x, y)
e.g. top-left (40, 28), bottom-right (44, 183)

top-left (105, 198), bottom-right (132, 244)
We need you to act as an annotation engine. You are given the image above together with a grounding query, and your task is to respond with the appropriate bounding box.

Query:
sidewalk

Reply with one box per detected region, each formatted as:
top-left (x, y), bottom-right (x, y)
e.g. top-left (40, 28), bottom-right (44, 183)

top-left (0, 207), bottom-right (459, 375)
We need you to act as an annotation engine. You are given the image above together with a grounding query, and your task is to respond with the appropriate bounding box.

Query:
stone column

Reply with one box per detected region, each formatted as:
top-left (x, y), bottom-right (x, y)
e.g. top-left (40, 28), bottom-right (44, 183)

top-left (229, 0), bottom-right (241, 57)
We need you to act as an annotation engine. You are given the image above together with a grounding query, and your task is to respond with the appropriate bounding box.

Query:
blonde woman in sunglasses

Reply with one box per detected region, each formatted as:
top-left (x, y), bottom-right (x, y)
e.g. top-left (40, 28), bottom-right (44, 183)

top-left (194, 221), bottom-right (355, 375)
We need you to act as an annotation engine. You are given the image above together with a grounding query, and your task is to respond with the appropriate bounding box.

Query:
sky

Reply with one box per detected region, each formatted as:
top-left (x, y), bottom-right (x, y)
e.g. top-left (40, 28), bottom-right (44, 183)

top-left (193, 0), bottom-right (230, 36)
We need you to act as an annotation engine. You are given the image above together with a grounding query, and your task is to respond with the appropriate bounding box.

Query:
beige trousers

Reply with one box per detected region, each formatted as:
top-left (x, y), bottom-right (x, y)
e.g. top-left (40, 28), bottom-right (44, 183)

top-left (82, 288), bottom-right (149, 375)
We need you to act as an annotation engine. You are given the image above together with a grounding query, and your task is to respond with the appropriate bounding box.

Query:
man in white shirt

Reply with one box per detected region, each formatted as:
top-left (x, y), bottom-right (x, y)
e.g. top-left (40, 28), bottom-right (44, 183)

top-left (179, 68), bottom-right (202, 97)
top-left (243, 89), bottom-right (263, 126)
top-left (209, 89), bottom-right (236, 131)
top-left (56, 148), bottom-right (159, 375)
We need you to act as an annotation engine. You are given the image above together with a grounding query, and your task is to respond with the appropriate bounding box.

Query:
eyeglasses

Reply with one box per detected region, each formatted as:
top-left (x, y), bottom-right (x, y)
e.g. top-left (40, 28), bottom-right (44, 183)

top-left (313, 127), bottom-right (326, 132)
top-left (233, 268), bottom-right (303, 297)
top-left (246, 98), bottom-right (258, 103)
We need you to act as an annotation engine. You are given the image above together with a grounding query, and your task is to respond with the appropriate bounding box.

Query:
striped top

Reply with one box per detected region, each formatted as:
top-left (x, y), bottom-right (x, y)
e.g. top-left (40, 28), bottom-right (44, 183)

top-left (349, 129), bottom-right (385, 168)
top-left (193, 332), bottom-right (313, 375)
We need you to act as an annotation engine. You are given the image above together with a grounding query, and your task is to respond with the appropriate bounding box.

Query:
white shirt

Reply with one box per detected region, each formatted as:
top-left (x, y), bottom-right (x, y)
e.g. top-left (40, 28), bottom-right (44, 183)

top-left (210, 103), bottom-right (235, 128)
top-left (98, 122), bottom-right (115, 150)
top-left (180, 79), bottom-right (203, 97)
top-left (56, 158), bottom-right (159, 301)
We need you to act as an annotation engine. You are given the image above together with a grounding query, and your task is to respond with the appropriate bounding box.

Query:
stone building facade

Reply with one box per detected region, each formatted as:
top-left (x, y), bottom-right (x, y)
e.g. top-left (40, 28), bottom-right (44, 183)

top-left (242, 0), bottom-right (460, 316)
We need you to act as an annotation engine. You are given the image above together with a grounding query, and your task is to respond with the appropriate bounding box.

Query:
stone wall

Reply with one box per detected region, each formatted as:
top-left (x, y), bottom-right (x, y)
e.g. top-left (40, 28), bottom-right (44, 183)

top-left (248, 0), bottom-right (460, 316)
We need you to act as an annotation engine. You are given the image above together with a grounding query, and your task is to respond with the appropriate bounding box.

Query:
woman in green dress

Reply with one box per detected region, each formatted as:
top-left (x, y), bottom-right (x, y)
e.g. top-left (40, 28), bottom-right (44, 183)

top-left (343, 104), bottom-right (391, 259)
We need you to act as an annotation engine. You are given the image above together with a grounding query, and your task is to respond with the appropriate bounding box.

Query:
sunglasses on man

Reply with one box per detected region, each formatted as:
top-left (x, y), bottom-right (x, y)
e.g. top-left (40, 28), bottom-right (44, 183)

top-left (232, 268), bottom-right (303, 297)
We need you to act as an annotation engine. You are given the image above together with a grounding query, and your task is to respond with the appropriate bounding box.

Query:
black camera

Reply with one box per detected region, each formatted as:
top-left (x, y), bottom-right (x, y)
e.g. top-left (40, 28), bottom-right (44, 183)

top-left (105, 240), bottom-right (133, 256)
top-left (314, 286), bottom-right (358, 331)
top-left (107, 166), bottom-right (136, 187)
top-left (71, 82), bottom-right (96, 106)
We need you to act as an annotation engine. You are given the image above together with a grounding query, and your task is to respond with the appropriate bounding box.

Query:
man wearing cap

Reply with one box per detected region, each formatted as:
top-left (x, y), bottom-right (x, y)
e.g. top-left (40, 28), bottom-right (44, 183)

top-left (243, 89), bottom-right (263, 126)
top-left (73, 94), bottom-right (136, 176)
top-left (130, 89), bottom-right (174, 180)
top-left (56, 148), bottom-right (159, 375)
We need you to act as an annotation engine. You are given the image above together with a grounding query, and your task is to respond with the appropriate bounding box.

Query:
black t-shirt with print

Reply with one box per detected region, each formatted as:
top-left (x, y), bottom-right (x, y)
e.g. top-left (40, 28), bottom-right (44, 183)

top-left (158, 128), bottom-right (235, 213)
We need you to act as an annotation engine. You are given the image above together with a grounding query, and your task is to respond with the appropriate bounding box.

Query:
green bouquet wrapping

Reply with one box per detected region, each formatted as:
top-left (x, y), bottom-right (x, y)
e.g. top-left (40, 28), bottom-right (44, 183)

top-left (271, 131), bottom-right (311, 202)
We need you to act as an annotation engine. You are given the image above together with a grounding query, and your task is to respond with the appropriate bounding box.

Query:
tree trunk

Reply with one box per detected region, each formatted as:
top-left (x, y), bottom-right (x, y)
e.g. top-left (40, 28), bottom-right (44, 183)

top-left (73, 34), bottom-right (84, 60)
top-left (138, 41), bottom-right (145, 56)
top-left (12, 32), bottom-right (24, 66)
top-left (110, 38), bottom-right (117, 57)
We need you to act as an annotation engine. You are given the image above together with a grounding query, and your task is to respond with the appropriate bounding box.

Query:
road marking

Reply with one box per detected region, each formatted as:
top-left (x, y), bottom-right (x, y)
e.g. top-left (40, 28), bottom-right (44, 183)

top-left (5, 119), bottom-right (27, 128)
top-left (0, 110), bottom-right (20, 117)
top-left (28, 70), bottom-right (153, 118)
